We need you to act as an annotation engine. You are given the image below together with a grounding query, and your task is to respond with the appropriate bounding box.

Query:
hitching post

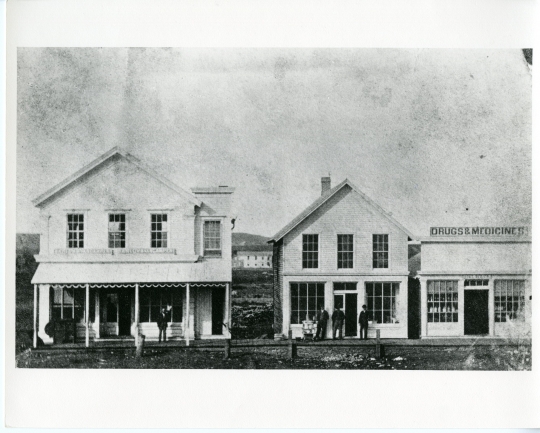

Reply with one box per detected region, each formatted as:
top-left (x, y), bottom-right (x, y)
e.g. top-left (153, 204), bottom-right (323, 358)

top-left (376, 329), bottom-right (384, 359)
top-left (288, 329), bottom-right (297, 359)
top-left (224, 338), bottom-right (231, 359)
top-left (136, 331), bottom-right (145, 358)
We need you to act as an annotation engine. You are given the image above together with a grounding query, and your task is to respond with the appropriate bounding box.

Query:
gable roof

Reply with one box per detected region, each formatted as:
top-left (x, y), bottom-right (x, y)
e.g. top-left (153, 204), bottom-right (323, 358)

top-left (268, 178), bottom-right (415, 243)
top-left (32, 147), bottom-right (202, 207)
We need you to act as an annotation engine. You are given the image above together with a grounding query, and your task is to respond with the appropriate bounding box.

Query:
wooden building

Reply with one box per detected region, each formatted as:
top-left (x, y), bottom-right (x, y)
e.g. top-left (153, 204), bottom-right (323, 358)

top-left (31, 147), bottom-right (235, 347)
top-left (269, 177), bottom-right (414, 340)
top-left (418, 228), bottom-right (532, 338)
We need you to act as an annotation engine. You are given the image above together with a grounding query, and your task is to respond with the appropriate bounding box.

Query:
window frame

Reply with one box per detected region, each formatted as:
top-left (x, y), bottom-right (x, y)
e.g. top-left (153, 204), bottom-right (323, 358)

top-left (108, 212), bottom-right (127, 249)
top-left (494, 280), bottom-right (526, 323)
top-left (290, 282), bottom-right (325, 324)
top-left (51, 286), bottom-right (86, 323)
top-left (202, 219), bottom-right (223, 257)
top-left (427, 280), bottom-right (459, 323)
top-left (365, 281), bottom-right (400, 325)
top-left (372, 234), bottom-right (390, 269)
top-left (302, 234), bottom-right (319, 269)
top-left (66, 212), bottom-right (86, 249)
top-left (139, 287), bottom-right (183, 323)
top-left (337, 233), bottom-right (354, 269)
top-left (150, 211), bottom-right (169, 249)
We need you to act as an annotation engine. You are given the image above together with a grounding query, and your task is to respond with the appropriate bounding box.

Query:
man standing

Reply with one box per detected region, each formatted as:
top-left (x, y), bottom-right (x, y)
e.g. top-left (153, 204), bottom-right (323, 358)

top-left (315, 306), bottom-right (329, 341)
top-left (157, 306), bottom-right (170, 342)
top-left (359, 304), bottom-right (369, 340)
top-left (332, 306), bottom-right (345, 340)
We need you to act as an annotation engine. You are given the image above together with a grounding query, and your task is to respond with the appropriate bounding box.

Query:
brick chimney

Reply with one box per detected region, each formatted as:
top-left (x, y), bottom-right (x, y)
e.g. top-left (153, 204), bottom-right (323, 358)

top-left (321, 177), bottom-right (331, 195)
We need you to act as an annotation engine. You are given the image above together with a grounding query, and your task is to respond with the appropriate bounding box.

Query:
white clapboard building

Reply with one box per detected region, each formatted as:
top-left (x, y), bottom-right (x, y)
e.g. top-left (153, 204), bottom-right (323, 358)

top-left (31, 147), bottom-right (234, 346)
top-left (418, 228), bottom-right (532, 338)
top-left (269, 177), bottom-right (414, 340)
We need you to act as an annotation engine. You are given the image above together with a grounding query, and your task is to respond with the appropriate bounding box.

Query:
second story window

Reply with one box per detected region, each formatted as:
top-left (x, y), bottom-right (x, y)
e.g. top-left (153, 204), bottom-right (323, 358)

top-left (204, 220), bottom-right (222, 257)
top-left (67, 213), bottom-right (84, 248)
top-left (372, 234), bottom-right (389, 268)
top-left (302, 234), bottom-right (319, 269)
top-left (337, 234), bottom-right (354, 269)
top-left (108, 213), bottom-right (126, 248)
top-left (151, 213), bottom-right (168, 248)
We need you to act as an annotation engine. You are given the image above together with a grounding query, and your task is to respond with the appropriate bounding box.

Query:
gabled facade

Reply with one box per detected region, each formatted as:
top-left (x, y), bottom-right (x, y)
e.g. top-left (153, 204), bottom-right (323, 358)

top-left (270, 177), bottom-right (413, 340)
top-left (31, 147), bottom-right (235, 346)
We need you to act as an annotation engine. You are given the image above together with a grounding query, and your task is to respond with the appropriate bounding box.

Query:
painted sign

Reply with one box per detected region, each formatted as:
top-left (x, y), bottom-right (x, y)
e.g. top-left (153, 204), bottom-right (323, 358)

top-left (55, 248), bottom-right (176, 254)
top-left (430, 227), bottom-right (529, 236)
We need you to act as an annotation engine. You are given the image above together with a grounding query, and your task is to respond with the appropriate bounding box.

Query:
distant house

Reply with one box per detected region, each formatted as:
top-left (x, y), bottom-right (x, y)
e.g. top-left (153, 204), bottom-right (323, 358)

top-left (269, 177), bottom-right (414, 340)
top-left (233, 245), bottom-right (273, 269)
top-left (30, 147), bottom-right (235, 347)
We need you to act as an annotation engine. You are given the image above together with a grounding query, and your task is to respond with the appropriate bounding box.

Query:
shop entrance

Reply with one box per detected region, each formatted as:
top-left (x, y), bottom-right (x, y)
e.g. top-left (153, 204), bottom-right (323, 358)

top-left (334, 293), bottom-right (358, 337)
top-left (118, 291), bottom-right (132, 336)
top-left (212, 287), bottom-right (225, 335)
top-left (464, 290), bottom-right (489, 335)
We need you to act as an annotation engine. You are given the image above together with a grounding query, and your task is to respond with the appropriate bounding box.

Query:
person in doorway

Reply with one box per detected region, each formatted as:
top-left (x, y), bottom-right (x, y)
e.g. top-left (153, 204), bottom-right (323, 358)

top-left (359, 304), bottom-right (369, 340)
top-left (157, 306), bottom-right (171, 342)
top-left (332, 307), bottom-right (345, 340)
top-left (315, 306), bottom-right (329, 340)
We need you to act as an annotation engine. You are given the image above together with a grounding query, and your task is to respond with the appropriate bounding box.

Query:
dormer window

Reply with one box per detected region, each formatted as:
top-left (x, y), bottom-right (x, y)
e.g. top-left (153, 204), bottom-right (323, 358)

top-left (204, 220), bottom-right (222, 257)
top-left (151, 213), bottom-right (168, 248)
top-left (108, 213), bottom-right (126, 248)
top-left (67, 213), bottom-right (84, 248)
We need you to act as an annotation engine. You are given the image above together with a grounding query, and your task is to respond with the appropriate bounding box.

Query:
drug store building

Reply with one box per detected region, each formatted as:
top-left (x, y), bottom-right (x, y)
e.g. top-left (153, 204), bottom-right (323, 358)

top-left (418, 227), bottom-right (532, 338)
top-left (270, 177), bottom-right (414, 340)
top-left (31, 147), bottom-right (235, 347)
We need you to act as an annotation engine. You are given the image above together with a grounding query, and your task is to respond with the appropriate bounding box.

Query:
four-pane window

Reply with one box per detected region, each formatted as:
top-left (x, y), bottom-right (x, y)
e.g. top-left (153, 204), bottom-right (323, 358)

top-left (366, 282), bottom-right (399, 324)
top-left (67, 213), bottom-right (84, 248)
top-left (108, 213), bottom-right (126, 248)
top-left (290, 282), bottom-right (325, 324)
top-left (151, 213), bottom-right (168, 248)
top-left (204, 221), bottom-right (222, 256)
top-left (427, 280), bottom-right (458, 323)
top-left (337, 234), bottom-right (354, 269)
top-left (495, 280), bottom-right (525, 322)
top-left (51, 286), bottom-right (85, 322)
top-left (372, 234), bottom-right (389, 268)
top-left (302, 234), bottom-right (319, 268)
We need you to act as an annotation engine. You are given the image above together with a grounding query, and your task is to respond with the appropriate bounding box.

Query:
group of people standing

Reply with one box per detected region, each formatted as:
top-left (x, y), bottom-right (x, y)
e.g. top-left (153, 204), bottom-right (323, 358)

top-left (314, 305), bottom-right (369, 340)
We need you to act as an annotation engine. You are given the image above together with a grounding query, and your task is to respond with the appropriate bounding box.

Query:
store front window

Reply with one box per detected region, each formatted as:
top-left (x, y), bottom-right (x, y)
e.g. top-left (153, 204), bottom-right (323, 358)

top-left (495, 280), bottom-right (525, 322)
top-left (366, 282), bottom-right (399, 324)
top-left (290, 282), bottom-right (325, 324)
top-left (427, 280), bottom-right (458, 323)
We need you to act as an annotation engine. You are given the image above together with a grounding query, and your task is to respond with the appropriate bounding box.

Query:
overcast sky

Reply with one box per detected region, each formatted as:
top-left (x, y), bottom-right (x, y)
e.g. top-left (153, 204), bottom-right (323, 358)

top-left (16, 48), bottom-right (531, 237)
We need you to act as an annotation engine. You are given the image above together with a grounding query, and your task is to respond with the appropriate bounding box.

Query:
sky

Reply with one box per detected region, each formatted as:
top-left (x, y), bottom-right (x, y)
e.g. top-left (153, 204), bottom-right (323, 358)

top-left (16, 48), bottom-right (532, 238)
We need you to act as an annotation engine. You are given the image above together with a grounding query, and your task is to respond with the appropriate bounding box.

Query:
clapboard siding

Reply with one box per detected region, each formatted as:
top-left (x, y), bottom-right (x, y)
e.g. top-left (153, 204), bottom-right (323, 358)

top-left (283, 186), bottom-right (408, 274)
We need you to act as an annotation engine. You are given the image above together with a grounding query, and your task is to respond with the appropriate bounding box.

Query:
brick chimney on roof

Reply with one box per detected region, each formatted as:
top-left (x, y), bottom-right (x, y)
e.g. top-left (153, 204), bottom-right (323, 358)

top-left (321, 177), bottom-right (331, 195)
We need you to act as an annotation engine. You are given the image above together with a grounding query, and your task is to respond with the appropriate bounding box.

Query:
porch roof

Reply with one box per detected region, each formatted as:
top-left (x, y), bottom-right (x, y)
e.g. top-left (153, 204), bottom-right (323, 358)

top-left (31, 262), bottom-right (231, 285)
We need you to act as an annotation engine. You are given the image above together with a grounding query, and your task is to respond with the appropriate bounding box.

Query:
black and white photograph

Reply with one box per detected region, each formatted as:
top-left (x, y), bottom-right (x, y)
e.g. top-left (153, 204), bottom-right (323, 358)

top-left (14, 47), bottom-right (532, 371)
top-left (4, 0), bottom-right (539, 429)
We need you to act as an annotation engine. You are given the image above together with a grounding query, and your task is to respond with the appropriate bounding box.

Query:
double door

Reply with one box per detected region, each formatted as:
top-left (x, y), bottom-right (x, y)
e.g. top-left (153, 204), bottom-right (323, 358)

top-left (333, 293), bottom-right (358, 337)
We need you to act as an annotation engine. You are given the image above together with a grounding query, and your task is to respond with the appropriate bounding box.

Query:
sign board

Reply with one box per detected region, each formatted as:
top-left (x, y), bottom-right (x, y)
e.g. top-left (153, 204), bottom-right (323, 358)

top-left (430, 227), bottom-right (529, 236)
top-left (54, 248), bottom-right (177, 254)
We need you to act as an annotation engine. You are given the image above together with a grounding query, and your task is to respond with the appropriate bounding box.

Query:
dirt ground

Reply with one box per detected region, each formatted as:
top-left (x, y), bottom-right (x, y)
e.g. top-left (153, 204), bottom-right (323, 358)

top-left (17, 344), bottom-right (531, 370)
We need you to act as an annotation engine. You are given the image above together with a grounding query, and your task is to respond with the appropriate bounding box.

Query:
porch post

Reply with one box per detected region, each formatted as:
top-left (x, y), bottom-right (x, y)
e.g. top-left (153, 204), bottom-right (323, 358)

top-left (85, 283), bottom-right (90, 347)
top-left (224, 283), bottom-right (230, 337)
top-left (134, 283), bottom-right (140, 345)
top-left (420, 278), bottom-right (428, 338)
top-left (95, 288), bottom-right (100, 339)
top-left (33, 284), bottom-right (38, 348)
top-left (185, 283), bottom-right (190, 346)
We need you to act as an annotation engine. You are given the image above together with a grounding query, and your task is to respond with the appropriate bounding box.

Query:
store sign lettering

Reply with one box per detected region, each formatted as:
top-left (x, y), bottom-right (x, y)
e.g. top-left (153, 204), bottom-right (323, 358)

top-left (55, 248), bottom-right (176, 254)
top-left (430, 227), bottom-right (528, 236)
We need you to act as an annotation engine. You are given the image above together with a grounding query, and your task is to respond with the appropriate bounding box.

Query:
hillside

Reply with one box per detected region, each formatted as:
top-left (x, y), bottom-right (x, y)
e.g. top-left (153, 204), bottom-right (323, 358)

top-left (232, 232), bottom-right (270, 246)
